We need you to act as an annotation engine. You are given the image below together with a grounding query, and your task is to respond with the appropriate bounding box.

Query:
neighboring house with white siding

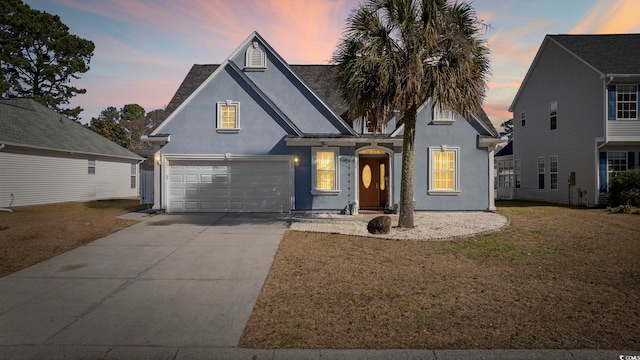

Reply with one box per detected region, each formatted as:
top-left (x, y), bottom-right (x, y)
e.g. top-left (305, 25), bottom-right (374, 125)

top-left (509, 34), bottom-right (640, 206)
top-left (0, 98), bottom-right (144, 207)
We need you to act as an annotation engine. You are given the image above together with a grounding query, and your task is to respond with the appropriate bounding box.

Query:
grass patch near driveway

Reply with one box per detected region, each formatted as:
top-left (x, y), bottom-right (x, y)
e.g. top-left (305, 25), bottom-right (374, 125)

top-left (0, 199), bottom-right (142, 277)
top-left (240, 202), bottom-right (640, 350)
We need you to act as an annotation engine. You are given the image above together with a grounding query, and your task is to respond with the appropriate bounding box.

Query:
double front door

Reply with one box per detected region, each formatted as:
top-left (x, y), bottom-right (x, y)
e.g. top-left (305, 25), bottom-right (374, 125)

top-left (359, 157), bottom-right (388, 209)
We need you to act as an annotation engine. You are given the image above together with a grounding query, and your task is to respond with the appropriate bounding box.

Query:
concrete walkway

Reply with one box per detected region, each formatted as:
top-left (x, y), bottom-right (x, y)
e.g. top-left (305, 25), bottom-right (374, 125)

top-left (0, 212), bottom-right (636, 359)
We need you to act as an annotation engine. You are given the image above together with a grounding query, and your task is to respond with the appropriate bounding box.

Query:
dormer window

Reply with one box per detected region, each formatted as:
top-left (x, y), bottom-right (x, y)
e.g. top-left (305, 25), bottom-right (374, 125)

top-left (245, 42), bottom-right (266, 71)
top-left (432, 106), bottom-right (455, 125)
top-left (362, 117), bottom-right (386, 134)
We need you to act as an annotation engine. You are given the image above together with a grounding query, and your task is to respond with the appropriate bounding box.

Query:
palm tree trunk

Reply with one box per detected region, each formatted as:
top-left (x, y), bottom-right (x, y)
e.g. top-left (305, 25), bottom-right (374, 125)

top-left (398, 103), bottom-right (417, 228)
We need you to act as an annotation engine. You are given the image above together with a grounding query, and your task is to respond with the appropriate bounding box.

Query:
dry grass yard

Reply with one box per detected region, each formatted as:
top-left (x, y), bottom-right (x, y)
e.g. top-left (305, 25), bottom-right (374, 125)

top-left (240, 202), bottom-right (640, 350)
top-left (0, 199), bottom-right (141, 277)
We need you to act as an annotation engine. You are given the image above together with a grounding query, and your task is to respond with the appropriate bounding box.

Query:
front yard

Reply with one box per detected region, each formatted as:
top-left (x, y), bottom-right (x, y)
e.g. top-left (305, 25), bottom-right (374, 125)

top-left (1, 200), bottom-right (638, 349)
top-left (240, 202), bottom-right (640, 349)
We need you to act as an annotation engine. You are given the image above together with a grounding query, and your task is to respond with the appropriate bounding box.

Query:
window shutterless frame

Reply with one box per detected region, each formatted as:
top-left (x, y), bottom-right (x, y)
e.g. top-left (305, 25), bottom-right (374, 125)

top-left (549, 101), bottom-right (557, 130)
top-left (311, 147), bottom-right (340, 195)
top-left (428, 146), bottom-right (460, 195)
top-left (216, 100), bottom-right (240, 133)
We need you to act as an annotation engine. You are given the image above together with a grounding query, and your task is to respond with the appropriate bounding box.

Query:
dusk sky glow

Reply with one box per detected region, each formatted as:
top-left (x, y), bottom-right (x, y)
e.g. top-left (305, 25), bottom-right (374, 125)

top-left (23, 0), bottom-right (640, 129)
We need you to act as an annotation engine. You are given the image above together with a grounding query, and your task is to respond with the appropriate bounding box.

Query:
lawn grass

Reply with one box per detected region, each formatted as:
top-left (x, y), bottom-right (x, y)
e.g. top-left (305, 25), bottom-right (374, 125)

top-left (0, 199), bottom-right (142, 277)
top-left (240, 202), bottom-right (640, 349)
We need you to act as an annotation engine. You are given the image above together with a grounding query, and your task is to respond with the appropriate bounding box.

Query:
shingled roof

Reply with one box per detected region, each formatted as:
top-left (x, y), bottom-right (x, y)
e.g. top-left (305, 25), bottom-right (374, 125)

top-left (549, 34), bottom-right (640, 75)
top-left (162, 63), bottom-right (498, 137)
top-left (0, 98), bottom-right (143, 160)
top-left (162, 64), bottom-right (348, 121)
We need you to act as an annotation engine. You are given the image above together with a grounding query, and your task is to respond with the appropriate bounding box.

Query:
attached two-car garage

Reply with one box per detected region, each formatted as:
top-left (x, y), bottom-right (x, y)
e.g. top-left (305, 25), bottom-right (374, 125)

top-left (166, 157), bottom-right (293, 213)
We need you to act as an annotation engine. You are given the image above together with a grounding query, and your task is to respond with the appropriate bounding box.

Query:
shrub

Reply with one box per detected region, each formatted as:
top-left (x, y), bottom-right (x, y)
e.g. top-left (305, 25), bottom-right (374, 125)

top-left (608, 169), bottom-right (640, 207)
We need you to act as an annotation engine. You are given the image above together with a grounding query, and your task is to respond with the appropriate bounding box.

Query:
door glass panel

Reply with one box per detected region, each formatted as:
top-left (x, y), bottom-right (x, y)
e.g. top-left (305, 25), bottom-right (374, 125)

top-left (380, 163), bottom-right (385, 190)
top-left (362, 164), bottom-right (372, 189)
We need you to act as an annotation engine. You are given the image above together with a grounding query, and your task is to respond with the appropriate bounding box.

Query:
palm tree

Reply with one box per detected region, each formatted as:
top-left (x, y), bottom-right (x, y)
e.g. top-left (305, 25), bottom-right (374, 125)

top-left (333, 0), bottom-right (490, 228)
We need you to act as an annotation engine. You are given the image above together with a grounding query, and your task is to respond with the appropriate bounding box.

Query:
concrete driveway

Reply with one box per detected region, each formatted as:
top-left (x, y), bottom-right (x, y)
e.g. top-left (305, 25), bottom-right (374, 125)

top-left (0, 213), bottom-right (288, 358)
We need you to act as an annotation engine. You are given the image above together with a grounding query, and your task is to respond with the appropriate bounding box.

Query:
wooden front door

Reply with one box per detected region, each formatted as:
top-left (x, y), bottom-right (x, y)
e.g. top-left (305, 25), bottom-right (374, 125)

top-left (359, 157), bottom-right (388, 209)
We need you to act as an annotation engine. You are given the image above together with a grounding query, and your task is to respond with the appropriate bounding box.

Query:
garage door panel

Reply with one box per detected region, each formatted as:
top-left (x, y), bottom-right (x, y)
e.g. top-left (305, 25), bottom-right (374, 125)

top-left (200, 201), bottom-right (214, 210)
top-left (214, 174), bottom-right (228, 182)
top-left (200, 174), bottom-right (213, 183)
top-left (185, 201), bottom-right (199, 210)
top-left (167, 159), bottom-right (292, 213)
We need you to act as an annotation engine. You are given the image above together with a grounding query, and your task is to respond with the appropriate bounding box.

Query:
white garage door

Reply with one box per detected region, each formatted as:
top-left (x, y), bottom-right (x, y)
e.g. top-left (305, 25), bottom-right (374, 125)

top-left (167, 159), bottom-right (293, 213)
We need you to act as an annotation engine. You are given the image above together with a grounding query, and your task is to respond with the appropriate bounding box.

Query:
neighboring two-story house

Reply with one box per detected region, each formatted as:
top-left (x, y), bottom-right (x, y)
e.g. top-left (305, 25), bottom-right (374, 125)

top-left (145, 31), bottom-right (502, 213)
top-left (509, 34), bottom-right (640, 206)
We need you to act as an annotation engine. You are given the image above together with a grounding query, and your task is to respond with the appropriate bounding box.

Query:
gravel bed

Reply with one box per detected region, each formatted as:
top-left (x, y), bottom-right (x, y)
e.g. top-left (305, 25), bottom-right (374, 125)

top-left (290, 211), bottom-right (509, 241)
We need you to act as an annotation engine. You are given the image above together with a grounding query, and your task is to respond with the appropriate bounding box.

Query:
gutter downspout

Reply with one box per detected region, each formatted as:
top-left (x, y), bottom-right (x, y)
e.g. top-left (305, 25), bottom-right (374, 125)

top-left (0, 144), bottom-right (13, 212)
top-left (595, 76), bottom-right (615, 205)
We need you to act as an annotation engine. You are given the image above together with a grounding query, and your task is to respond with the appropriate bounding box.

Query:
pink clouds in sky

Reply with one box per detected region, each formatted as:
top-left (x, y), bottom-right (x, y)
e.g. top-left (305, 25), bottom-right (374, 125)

top-left (571, 0), bottom-right (640, 34)
top-left (43, 0), bottom-right (640, 129)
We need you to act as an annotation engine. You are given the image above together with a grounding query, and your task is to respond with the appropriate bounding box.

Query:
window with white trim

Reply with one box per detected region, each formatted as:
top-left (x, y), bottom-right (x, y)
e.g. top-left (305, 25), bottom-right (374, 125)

top-left (433, 106), bottom-right (455, 125)
top-left (216, 100), bottom-right (240, 133)
top-left (88, 159), bottom-right (95, 174)
top-left (245, 42), bottom-right (266, 70)
top-left (428, 146), bottom-right (460, 195)
top-left (550, 155), bottom-right (558, 190)
top-left (549, 101), bottom-right (557, 130)
top-left (616, 85), bottom-right (637, 120)
top-left (537, 157), bottom-right (545, 190)
top-left (130, 164), bottom-right (136, 189)
top-left (312, 147), bottom-right (339, 194)
top-left (608, 152), bottom-right (627, 180)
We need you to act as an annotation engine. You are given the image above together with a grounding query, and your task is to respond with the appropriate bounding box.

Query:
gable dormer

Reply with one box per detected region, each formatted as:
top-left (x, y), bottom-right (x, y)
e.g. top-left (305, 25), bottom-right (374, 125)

top-left (245, 41), bottom-right (266, 71)
top-left (353, 117), bottom-right (388, 134)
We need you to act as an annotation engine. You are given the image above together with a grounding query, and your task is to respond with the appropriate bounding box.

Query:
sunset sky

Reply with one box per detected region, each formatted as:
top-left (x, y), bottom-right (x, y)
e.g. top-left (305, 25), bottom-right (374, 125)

top-left (23, 0), bottom-right (640, 129)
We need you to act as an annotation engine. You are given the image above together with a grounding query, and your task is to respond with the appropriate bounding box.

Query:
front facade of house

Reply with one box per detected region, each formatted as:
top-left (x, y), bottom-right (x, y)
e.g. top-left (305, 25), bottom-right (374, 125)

top-left (509, 34), bottom-right (640, 206)
top-left (147, 32), bottom-right (501, 213)
top-left (0, 99), bottom-right (143, 207)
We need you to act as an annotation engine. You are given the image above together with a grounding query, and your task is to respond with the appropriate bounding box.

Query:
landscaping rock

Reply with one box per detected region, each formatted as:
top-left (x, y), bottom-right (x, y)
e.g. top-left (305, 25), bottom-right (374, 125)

top-left (367, 215), bottom-right (391, 234)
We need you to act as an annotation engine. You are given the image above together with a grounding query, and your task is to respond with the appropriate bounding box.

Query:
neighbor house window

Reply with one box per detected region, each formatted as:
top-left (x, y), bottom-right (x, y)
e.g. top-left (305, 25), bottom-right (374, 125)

top-left (88, 159), bottom-right (95, 174)
top-left (549, 101), bottom-right (557, 130)
top-left (245, 41), bottom-right (266, 70)
top-left (216, 100), bottom-right (240, 133)
top-left (433, 106), bottom-right (455, 124)
top-left (609, 85), bottom-right (638, 120)
top-left (608, 152), bottom-right (627, 179)
top-left (429, 146), bottom-right (460, 195)
top-left (538, 157), bottom-right (545, 190)
top-left (550, 155), bottom-right (558, 190)
top-left (514, 159), bottom-right (521, 189)
top-left (521, 111), bottom-right (526, 127)
top-left (130, 164), bottom-right (136, 189)
top-left (312, 147), bottom-right (339, 194)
